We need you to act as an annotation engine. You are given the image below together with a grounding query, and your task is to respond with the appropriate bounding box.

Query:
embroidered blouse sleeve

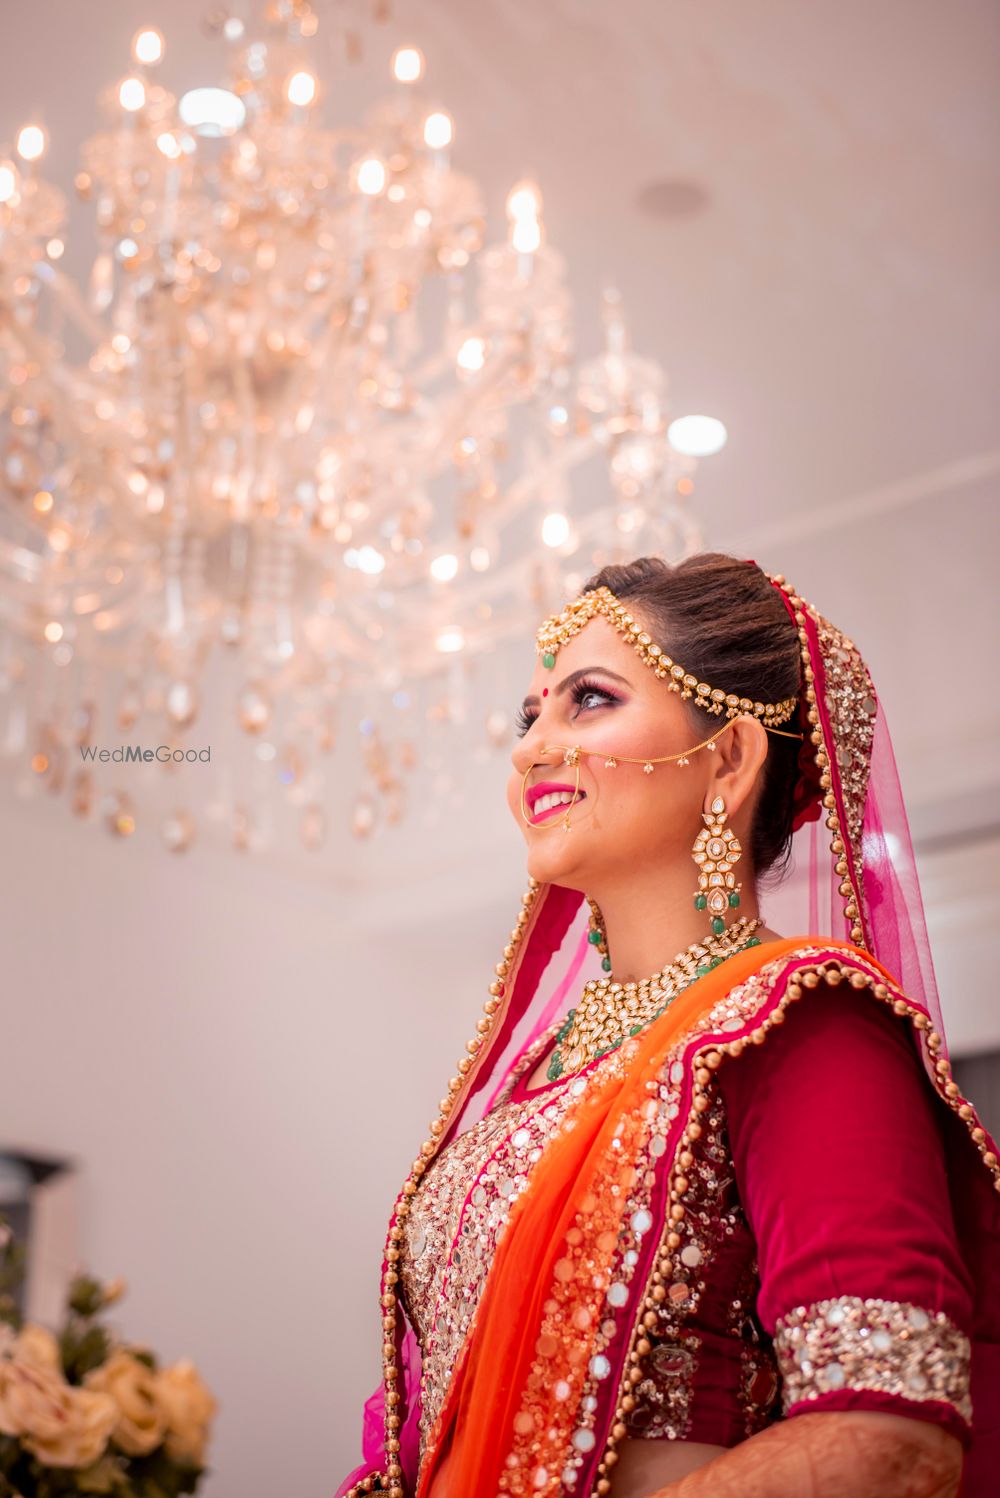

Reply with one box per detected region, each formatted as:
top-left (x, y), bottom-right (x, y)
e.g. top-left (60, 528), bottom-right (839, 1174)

top-left (716, 979), bottom-right (975, 1446)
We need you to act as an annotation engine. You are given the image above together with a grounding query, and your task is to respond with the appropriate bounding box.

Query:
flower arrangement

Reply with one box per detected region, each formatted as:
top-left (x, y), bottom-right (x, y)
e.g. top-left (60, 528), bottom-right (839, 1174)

top-left (0, 1218), bottom-right (218, 1498)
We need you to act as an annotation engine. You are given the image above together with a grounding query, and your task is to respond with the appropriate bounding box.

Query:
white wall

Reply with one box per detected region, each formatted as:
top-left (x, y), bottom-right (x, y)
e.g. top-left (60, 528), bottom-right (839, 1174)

top-left (0, 787), bottom-right (524, 1496)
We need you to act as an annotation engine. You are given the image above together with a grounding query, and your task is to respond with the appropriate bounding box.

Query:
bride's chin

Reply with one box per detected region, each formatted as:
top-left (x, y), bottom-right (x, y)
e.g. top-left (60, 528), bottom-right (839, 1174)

top-left (524, 840), bottom-right (587, 884)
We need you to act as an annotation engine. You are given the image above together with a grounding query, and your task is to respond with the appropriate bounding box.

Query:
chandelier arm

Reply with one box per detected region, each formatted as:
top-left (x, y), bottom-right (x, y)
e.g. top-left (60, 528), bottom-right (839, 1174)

top-left (44, 266), bottom-right (111, 348)
top-left (413, 341), bottom-right (523, 456)
top-left (2, 316), bottom-right (85, 423)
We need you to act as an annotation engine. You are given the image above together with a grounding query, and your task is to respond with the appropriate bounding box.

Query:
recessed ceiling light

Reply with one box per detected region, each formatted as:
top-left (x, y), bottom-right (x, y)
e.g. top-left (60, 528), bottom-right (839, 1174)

top-left (667, 415), bottom-right (728, 456)
top-left (636, 178), bottom-right (710, 220)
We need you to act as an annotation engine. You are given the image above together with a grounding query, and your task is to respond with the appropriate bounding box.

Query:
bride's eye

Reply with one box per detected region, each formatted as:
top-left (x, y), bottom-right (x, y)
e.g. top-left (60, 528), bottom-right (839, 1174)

top-left (514, 679), bottom-right (619, 739)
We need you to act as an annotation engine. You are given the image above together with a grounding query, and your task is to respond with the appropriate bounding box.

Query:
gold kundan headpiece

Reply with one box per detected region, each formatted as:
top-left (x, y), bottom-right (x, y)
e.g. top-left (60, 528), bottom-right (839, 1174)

top-left (535, 584), bottom-right (800, 729)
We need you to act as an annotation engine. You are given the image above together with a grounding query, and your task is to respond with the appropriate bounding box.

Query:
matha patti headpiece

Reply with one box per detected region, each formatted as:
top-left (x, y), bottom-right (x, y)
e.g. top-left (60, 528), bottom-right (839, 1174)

top-left (535, 583), bottom-right (800, 729)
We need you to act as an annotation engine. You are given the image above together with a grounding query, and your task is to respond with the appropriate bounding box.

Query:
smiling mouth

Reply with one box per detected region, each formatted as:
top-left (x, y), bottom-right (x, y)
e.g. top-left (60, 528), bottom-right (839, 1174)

top-left (529, 790), bottom-right (586, 824)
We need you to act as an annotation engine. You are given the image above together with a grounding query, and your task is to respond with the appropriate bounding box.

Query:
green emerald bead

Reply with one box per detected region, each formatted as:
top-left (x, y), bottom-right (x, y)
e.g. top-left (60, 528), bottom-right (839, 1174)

top-left (710, 955), bottom-right (722, 967)
top-left (542, 651), bottom-right (556, 669)
top-left (711, 916), bottom-right (726, 935)
top-left (601, 956), bottom-right (612, 971)
top-left (729, 891), bottom-right (741, 908)
top-left (694, 894), bottom-right (708, 911)
top-left (547, 1055), bottom-right (563, 1080)
top-left (587, 929), bottom-right (603, 945)
top-left (629, 1023), bottom-right (642, 1036)
top-left (696, 964), bottom-right (710, 977)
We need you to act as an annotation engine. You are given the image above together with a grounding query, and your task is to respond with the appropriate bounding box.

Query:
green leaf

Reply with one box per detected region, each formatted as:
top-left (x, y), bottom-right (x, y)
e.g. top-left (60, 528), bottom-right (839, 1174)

top-left (61, 1324), bottom-right (110, 1383)
top-left (74, 1456), bottom-right (120, 1493)
top-left (67, 1276), bottom-right (105, 1318)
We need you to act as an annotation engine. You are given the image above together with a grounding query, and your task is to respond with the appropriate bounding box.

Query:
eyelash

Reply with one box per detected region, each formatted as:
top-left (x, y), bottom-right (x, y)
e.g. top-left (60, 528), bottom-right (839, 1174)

top-left (514, 678), bottom-right (619, 739)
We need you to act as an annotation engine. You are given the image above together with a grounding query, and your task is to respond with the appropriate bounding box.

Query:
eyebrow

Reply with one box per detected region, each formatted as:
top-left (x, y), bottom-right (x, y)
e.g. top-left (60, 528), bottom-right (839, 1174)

top-left (521, 666), bottom-right (633, 711)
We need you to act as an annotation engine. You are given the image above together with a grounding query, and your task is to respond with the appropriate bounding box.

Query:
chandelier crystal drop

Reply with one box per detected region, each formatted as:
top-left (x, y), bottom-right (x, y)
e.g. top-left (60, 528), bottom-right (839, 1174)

top-left (0, 2), bottom-right (707, 854)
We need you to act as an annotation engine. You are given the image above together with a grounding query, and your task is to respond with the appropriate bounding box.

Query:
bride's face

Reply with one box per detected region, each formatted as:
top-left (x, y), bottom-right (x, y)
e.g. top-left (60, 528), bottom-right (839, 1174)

top-left (506, 613), bottom-right (714, 893)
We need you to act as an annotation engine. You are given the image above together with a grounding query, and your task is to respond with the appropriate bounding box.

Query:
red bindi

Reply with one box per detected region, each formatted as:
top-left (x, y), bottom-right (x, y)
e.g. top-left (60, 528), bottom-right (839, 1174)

top-left (542, 687), bottom-right (548, 697)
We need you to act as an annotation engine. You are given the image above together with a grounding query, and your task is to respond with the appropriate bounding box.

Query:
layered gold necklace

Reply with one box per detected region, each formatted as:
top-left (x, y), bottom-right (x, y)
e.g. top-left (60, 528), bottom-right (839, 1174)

top-left (547, 915), bottom-right (764, 1080)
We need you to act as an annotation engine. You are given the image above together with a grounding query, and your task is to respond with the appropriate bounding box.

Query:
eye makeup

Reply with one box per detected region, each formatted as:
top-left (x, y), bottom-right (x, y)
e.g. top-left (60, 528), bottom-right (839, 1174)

top-left (514, 675), bottom-right (620, 738)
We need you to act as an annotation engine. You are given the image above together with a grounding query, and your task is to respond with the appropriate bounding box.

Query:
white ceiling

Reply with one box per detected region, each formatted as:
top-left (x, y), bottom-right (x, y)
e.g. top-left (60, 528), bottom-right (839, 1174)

top-left (2, 0), bottom-right (999, 1044)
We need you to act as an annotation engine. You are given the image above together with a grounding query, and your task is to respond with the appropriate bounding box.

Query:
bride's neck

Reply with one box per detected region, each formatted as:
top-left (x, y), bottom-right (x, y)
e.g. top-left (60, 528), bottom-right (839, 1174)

top-left (590, 865), bottom-right (765, 984)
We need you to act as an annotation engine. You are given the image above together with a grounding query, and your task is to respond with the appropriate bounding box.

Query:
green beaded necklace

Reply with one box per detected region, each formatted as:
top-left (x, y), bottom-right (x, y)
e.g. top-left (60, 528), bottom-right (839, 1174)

top-left (546, 931), bottom-right (762, 1082)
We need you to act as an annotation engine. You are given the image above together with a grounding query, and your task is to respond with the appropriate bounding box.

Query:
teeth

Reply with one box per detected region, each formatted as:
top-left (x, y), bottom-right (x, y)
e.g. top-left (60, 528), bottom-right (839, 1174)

top-left (534, 790), bottom-right (582, 814)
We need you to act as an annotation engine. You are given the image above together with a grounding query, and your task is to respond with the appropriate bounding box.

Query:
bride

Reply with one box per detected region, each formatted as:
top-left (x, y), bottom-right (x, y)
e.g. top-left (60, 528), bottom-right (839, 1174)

top-left (336, 553), bottom-right (1000, 1498)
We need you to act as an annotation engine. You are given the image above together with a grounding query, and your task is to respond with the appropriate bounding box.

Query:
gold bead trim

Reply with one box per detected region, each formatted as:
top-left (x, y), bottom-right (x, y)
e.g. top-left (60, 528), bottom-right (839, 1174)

top-left (535, 585), bottom-right (800, 729)
top-left (344, 876), bottom-right (544, 1496)
top-left (595, 952), bottom-right (1000, 1491)
top-left (766, 573), bottom-right (867, 949)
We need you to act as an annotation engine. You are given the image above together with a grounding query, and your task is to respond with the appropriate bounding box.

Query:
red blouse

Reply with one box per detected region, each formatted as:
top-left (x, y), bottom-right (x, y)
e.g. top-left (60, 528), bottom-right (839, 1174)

top-left (600, 981), bottom-right (975, 1450)
top-left (720, 983), bottom-right (974, 1442)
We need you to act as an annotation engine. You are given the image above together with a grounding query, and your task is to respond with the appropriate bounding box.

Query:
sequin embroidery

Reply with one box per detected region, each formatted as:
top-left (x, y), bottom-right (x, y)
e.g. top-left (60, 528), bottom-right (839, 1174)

top-left (399, 1084), bottom-right (578, 1459)
top-left (774, 1296), bottom-right (972, 1422)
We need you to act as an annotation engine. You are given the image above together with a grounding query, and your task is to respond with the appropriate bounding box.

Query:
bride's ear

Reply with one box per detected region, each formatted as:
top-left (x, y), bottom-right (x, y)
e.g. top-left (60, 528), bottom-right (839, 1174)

top-left (704, 715), bottom-right (769, 819)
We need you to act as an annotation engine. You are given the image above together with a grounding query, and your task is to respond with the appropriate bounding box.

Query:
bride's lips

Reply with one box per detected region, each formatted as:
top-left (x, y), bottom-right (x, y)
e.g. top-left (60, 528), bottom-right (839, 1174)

top-left (527, 782), bottom-right (587, 824)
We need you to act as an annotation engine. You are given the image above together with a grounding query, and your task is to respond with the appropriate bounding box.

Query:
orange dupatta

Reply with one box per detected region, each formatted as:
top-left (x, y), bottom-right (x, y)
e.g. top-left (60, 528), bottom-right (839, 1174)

top-left (416, 936), bottom-right (819, 1498)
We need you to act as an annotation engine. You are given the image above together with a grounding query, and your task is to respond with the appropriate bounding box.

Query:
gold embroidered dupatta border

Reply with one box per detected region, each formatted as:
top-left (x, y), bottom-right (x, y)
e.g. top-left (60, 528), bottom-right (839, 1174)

top-left (411, 938), bottom-right (1000, 1498)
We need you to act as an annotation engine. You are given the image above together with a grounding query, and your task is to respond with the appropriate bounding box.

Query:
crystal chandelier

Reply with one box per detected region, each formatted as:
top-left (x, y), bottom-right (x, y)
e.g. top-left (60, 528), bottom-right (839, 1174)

top-left (0, 3), bottom-right (712, 853)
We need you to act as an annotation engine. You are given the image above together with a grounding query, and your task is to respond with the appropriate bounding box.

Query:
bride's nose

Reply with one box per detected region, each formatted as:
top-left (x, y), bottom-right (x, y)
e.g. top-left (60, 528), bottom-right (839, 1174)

top-left (511, 727), bottom-right (559, 775)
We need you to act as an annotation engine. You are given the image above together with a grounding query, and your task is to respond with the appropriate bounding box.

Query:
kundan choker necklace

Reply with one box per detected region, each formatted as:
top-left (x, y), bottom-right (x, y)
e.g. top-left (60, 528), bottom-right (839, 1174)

top-left (547, 915), bottom-right (764, 1080)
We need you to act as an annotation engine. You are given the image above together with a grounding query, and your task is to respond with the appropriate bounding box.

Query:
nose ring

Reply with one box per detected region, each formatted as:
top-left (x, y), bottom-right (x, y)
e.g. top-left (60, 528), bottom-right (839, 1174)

top-left (520, 745), bottom-right (585, 830)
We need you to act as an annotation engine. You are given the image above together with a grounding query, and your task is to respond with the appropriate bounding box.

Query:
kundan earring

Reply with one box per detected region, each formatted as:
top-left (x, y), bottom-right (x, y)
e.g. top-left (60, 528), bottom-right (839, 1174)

top-left (586, 895), bottom-right (611, 972)
top-left (692, 795), bottom-right (743, 935)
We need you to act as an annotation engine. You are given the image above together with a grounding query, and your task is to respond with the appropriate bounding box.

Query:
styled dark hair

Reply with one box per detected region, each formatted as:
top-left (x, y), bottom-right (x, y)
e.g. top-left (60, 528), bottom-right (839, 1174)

top-left (581, 552), bottom-right (803, 881)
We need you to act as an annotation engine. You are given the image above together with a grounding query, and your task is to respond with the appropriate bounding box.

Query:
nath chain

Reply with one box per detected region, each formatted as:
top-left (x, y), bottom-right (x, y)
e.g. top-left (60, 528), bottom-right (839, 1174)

top-left (519, 714), bottom-right (803, 832)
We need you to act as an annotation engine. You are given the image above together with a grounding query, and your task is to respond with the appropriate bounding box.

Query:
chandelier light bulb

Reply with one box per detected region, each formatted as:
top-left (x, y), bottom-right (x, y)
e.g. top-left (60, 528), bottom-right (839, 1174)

top-left (132, 28), bottom-right (164, 65)
top-left (511, 217), bottom-right (541, 254)
top-left (352, 545), bottom-right (386, 574)
top-left (541, 511), bottom-right (570, 548)
top-left (287, 70), bottom-right (317, 107)
top-left (119, 77), bottom-right (147, 112)
top-left (667, 414), bottom-right (728, 457)
top-left (435, 627), bottom-right (464, 653)
top-left (456, 336), bottom-right (486, 372)
top-left (430, 552), bottom-right (459, 582)
top-left (423, 111), bottom-right (453, 149)
top-left (178, 87), bottom-right (246, 138)
top-left (156, 132), bottom-right (183, 159)
top-left (392, 46), bottom-right (424, 83)
top-left (506, 180), bottom-right (542, 222)
top-left (44, 621), bottom-right (64, 643)
top-left (356, 156), bottom-right (386, 195)
top-left (16, 124), bottom-right (47, 162)
top-left (0, 162), bottom-right (18, 202)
